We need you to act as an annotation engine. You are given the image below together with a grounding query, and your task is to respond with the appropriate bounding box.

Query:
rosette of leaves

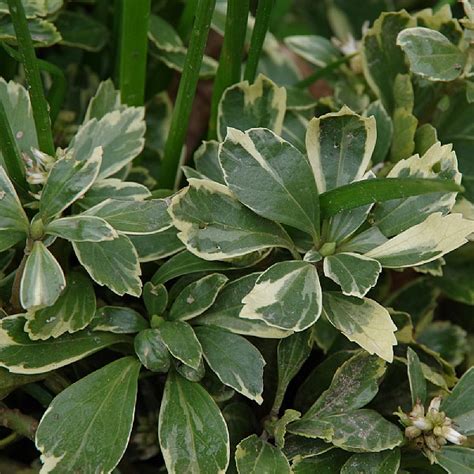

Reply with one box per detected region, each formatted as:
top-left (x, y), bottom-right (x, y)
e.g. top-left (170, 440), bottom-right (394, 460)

top-left (169, 76), bottom-right (474, 364)
top-left (0, 79), bottom-right (177, 340)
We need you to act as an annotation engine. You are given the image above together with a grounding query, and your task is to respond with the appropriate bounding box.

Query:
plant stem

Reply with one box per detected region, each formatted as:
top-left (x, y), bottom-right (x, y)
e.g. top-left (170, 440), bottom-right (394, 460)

top-left (0, 101), bottom-right (28, 196)
top-left (10, 253), bottom-right (27, 313)
top-left (295, 53), bottom-right (356, 89)
top-left (161, 0), bottom-right (217, 189)
top-left (208, 0), bottom-right (249, 139)
top-left (118, 0), bottom-right (151, 106)
top-left (244, 0), bottom-right (274, 83)
top-left (7, 0), bottom-right (55, 156)
top-left (0, 404), bottom-right (38, 441)
top-left (177, 0), bottom-right (198, 39)
top-left (2, 44), bottom-right (66, 125)
top-left (0, 432), bottom-right (19, 449)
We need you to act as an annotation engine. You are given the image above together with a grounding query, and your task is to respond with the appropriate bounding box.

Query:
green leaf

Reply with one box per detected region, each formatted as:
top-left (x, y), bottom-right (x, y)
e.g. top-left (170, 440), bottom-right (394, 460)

top-left (319, 177), bottom-right (463, 219)
top-left (0, 79), bottom-right (37, 169)
top-left (169, 273), bottom-right (228, 321)
top-left (84, 199), bottom-right (172, 235)
top-left (45, 215), bottom-right (117, 242)
top-left (36, 357), bottom-right (140, 473)
top-left (152, 250), bottom-right (232, 285)
top-left (143, 282), bottom-right (168, 316)
top-left (407, 347), bottom-right (427, 406)
top-left (134, 329), bottom-right (170, 372)
top-left (283, 435), bottom-right (333, 462)
top-left (159, 321), bottom-right (202, 370)
top-left (194, 140), bottom-right (225, 184)
top-left (84, 80), bottom-right (124, 122)
top-left (55, 10), bottom-right (108, 52)
top-left (0, 314), bottom-right (128, 374)
top-left (441, 368), bottom-right (474, 435)
top-left (90, 306), bottom-right (148, 334)
top-left (341, 449), bottom-right (401, 474)
top-left (69, 107), bottom-right (145, 179)
top-left (436, 446), bottom-right (474, 473)
top-left (169, 179), bottom-right (294, 260)
top-left (323, 409), bottom-right (403, 452)
top-left (284, 35), bottom-right (341, 67)
top-left (79, 178), bottom-right (151, 209)
top-left (235, 435), bottom-right (291, 474)
top-left (73, 234), bottom-right (142, 297)
top-left (25, 272), bottom-right (95, 340)
top-left (322, 292), bottom-right (397, 362)
top-left (306, 107), bottom-right (376, 193)
top-left (397, 27), bottom-right (466, 82)
top-left (39, 148), bottom-right (102, 222)
top-left (274, 330), bottom-right (312, 413)
top-left (304, 351), bottom-right (386, 419)
top-left (152, 48), bottom-right (218, 79)
top-left (365, 100), bottom-right (393, 164)
top-left (326, 202), bottom-right (372, 244)
top-left (374, 142), bottom-right (461, 236)
top-left (274, 410), bottom-right (302, 449)
top-left (0, 17), bottom-right (61, 47)
top-left (159, 371), bottom-right (229, 474)
top-left (0, 166), bottom-right (29, 251)
top-left (130, 228), bottom-right (184, 263)
top-left (282, 110), bottom-right (308, 153)
top-left (220, 127), bottom-right (320, 240)
top-left (20, 241), bottom-right (66, 310)
top-left (241, 261), bottom-right (322, 332)
top-left (217, 74), bottom-right (286, 141)
top-left (292, 449), bottom-right (351, 473)
top-left (195, 326), bottom-right (265, 403)
top-left (323, 252), bottom-right (382, 298)
top-left (361, 11), bottom-right (415, 112)
top-left (366, 213), bottom-right (474, 268)
top-left (148, 14), bottom-right (183, 52)
top-left (195, 273), bottom-right (292, 339)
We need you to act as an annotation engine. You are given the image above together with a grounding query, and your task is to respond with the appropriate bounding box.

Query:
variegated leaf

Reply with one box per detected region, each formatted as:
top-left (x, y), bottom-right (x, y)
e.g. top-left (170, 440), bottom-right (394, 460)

top-left (241, 261), bottom-right (322, 332)
top-left (45, 215), bottom-right (117, 242)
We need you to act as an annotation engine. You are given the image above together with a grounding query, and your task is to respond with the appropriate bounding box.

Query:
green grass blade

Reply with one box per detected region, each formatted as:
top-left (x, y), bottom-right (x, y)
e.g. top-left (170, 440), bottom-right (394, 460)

top-left (208, 0), bottom-right (249, 139)
top-left (118, 0), bottom-right (151, 106)
top-left (320, 178), bottom-right (464, 218)
top-left (244, 0), bottom-right (274, 83)
top-left (161, 0), bottom-right (217, 189)
top-left (7, 0), bottom-right (55, 156)
top-left (0, 100), bottom-right (28, 196)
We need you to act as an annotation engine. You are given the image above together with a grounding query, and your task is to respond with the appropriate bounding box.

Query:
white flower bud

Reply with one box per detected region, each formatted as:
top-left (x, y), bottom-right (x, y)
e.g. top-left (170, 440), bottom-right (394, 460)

top-left (443, 426), bottom-right (467, 445)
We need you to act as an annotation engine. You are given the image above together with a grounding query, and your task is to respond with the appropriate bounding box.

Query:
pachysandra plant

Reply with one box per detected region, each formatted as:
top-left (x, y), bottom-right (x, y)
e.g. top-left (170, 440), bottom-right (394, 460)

top-left (1, 1), bottom-right (474, 473)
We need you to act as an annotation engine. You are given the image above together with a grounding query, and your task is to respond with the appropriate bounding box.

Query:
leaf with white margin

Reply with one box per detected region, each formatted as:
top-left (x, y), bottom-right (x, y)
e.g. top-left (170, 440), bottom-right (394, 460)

top-left (284, 35), bottom-right (341, 68)
top-left (220, 128), bottom-right (320, 241)
top-left (0, 79), bottom-right (37, 169)
top-left (195, 326), bottom-right (265, 404)
top-left (169, 178), bottom-right (295, 260)
top-left (195, 273), bottom-right (293, 339)
top-left (36, 357), bottom-right (140, 474)
top-left (68, 107), bottom-right (145, 179)
top-left (397, 27), bottom-right (466, 82)
top-left (159, 371), bottom-right (229, 474)
top-left (217, 74), bottom-right (286, 141)
top-left (39, 147), bottom-right (102, 222)
top-left (84, 79), bottom-right (124, 123)
top-left (0, 314), bottom-right (129, 374)
top-left (341, 450), bottom-right (401, 474)
top-left (45, 215), bottom-right (117, 242)
top-left (366, 213), bottom-right (474, 268)
top-left (20, 241), bottom-right (66, 310)
top-left (374, 142), bottom-right (461, 236)
top-left (194, 140), bottom-right (225, 184)
top-left (0, 166), bottom-right (29, 252)
top-left (365, 100), bottom-right (393, 164)
top-left (78, 178), bottom-right (151, 209)
top-left (323, 252), bottom-right (382, 298)
top-left (84, 198), bottom-right (172, 235)
top-left (241, 260), bottom-right (322, 332)
top-left (159, 321), bottom-right (202, 370)
top-left (322, 292), bottom-right (397, 362)
top-left (25, 272), bottom-right (95, 340)
top-left (73, 234), bottom-right (142, 297)
top-left (235, 434), bottom-right (291, 474)
top-left (306, 107), bottom-right (376, 193)
top-left (130, 228), bottom-right (184, 263)
top-left (340, 226), bottom-right (388, 254)
top-left (169, 273), bottom-right (228, 321)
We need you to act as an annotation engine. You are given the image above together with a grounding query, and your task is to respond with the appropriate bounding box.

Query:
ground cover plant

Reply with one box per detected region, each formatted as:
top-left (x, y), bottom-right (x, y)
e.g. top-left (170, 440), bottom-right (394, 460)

top-left (0, 0), bottom-right (474, 472)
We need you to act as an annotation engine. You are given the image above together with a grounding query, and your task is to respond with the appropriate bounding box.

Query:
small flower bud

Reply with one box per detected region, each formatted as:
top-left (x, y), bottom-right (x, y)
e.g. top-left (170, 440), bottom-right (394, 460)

top-left (424, 434), bottom-right (441, 452)
top-left (428, 397), bottom-right (442, 413)
top-left (405, 426), bottom-right (422, 439)
top-left (412, 417), bottom-right (433, 431)
top-left (442, 426), bottom-right (467, 445)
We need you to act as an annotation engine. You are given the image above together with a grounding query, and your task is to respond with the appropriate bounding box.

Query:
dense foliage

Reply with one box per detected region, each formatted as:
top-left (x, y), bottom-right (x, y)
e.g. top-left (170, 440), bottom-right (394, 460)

top-left (0, 0), bottom-right (473, 473)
